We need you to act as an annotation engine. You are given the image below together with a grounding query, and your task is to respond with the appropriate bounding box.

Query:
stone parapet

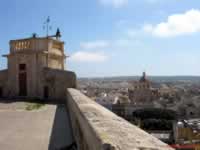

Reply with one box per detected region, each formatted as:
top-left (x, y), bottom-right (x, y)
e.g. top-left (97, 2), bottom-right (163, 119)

top-left (66, 88), bottom-right (174, 150)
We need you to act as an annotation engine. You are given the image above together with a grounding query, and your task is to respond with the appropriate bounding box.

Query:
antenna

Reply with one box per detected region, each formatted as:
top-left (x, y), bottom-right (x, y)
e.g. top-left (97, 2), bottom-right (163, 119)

top-left (43, 16), bottom-right (52, 37)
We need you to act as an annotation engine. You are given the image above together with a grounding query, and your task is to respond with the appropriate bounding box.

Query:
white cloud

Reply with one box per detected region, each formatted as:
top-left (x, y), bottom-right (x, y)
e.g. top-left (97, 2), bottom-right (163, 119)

top-left (69, 51), bottom-right (108, 62)
top-left (80, 40), bottom-right (109, 49)
top-left (144, 9), bottom-right (200, 37)
top-left (99, 0), bottom-right (128, 8)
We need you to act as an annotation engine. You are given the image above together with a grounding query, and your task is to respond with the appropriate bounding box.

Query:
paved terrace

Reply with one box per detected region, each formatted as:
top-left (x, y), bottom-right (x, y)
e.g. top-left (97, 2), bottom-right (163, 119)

top-left (0, 101), bottom-right (73, 150)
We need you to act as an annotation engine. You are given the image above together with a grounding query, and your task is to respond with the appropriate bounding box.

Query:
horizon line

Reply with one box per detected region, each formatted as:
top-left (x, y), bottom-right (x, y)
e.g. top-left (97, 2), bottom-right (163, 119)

top-left (78, 75), bottom-right (200, 79)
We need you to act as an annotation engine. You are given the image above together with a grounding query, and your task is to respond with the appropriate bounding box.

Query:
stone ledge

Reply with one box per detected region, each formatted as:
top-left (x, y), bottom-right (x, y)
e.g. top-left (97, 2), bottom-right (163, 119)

top-left (67, 88), bottom-right (174, 150)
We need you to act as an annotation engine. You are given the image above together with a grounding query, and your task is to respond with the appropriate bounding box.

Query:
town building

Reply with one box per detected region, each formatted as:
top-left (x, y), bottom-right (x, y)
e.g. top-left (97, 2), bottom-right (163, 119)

top-left (0, 30), bottom-right (76, 102)
top-left (128, 72), bottom-right (159, 104)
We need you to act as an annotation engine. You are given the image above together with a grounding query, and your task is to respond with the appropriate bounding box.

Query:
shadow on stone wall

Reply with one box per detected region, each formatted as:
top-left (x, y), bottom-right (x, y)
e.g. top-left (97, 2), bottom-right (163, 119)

top-left (48, 105), bottom-right (76, 150)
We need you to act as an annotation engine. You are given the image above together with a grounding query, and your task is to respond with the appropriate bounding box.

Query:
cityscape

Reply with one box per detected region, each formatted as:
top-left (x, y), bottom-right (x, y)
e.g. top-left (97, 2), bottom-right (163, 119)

top-left (78, 73), bottom-right (200, 146)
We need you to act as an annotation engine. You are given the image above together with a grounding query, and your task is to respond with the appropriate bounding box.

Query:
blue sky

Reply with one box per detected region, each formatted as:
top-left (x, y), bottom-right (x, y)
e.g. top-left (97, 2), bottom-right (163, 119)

top-left (0, 0), bottom-right (200, 77)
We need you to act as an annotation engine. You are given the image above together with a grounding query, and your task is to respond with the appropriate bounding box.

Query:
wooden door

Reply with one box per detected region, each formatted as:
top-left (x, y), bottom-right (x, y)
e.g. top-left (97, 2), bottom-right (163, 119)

top-left (0, 87), bottom-right (2, 97)
top-left (19, 72), bottom-right (27, 96)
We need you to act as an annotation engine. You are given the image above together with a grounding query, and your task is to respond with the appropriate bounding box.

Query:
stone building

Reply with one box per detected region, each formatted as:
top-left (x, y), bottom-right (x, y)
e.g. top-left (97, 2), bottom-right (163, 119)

top-left (128, 72), bottom-right (159, 104)
top-left (0, 30), bottom-right (76, 102)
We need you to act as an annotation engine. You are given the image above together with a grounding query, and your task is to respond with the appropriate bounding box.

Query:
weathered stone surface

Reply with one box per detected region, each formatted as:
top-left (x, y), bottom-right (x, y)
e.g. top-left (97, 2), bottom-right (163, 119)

top-left (67, 88), bottom-right (174, 150)
top-left (0, 103), bottom-right (74, 150)
top-left (43, 67), bottom-right (76, 101)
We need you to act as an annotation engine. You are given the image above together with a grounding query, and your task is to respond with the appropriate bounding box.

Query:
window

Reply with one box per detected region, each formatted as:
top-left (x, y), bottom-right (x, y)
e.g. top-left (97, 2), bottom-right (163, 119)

top-left (19, 64), bottom-right (26, 71)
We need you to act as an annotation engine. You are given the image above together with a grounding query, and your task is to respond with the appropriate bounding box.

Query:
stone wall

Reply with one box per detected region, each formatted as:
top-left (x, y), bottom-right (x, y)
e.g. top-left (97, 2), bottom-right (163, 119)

top-left (43, 68), bottom-right (76, 102)
top-left (66, 88), bottom-right (174, 150)
top-left (0, 66), bottom-right (76, 100)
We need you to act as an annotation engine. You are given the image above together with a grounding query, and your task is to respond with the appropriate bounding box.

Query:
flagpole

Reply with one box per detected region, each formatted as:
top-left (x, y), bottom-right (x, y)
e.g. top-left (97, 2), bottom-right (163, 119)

top-left (44, 16), bottom-right (50, 37)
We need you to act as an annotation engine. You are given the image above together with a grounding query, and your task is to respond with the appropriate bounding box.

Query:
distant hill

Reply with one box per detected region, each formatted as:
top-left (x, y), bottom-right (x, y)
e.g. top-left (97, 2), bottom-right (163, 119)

top-left (78, 76), bottom-right (200, 83)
